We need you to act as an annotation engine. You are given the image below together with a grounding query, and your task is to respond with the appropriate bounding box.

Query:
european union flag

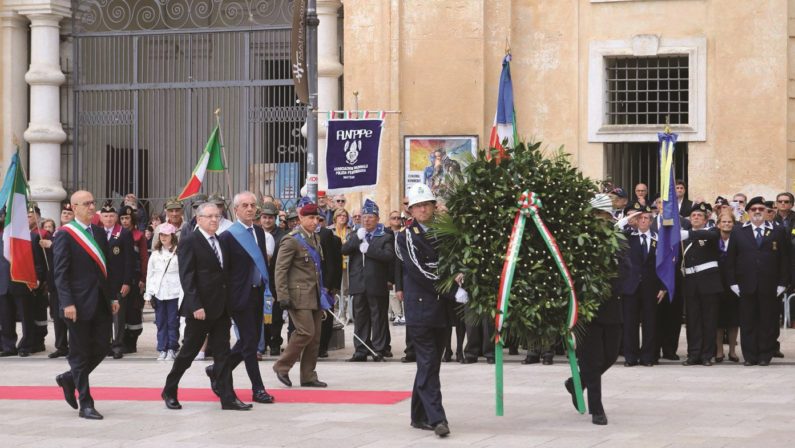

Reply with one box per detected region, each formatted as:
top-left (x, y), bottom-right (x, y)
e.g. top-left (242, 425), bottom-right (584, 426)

top-left (655, 132), bottom-right (681, 301)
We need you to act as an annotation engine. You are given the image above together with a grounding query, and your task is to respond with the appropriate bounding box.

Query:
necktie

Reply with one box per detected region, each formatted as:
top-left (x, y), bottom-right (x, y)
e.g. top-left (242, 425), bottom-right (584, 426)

top-left (209, 236), bottom-right (222, 267)
top-left (755, 228), bottom-right (763, 248)
top-left (247, 226), bottom-right (256, 244)
top-left (106, 229), bottom-right (112, 241)
top-left (366, 233), bottom-right (372, 243)
top-left (641, 234), bottom-right (648, 260)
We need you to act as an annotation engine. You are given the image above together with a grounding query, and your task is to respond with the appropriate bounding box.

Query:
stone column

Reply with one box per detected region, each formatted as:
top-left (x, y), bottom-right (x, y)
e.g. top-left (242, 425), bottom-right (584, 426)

top-left (0, 11), bottom-right (29, 174)
top-left (316, 0), bottom-right (343, 191)
top-left (22, 9), bottom-right (69, 219)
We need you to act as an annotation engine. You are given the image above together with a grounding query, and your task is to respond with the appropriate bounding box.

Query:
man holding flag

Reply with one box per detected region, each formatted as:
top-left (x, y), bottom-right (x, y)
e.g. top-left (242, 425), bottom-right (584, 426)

top-left (53, 190), bottom-right (119, 419)
top-left (655, 132), bottom-right (682, 323)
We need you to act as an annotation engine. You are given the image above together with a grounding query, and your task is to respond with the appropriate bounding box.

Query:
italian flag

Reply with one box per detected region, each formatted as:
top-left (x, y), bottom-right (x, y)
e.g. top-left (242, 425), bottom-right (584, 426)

top-left (488, 53), bottom-right (518, 163)
top-left (177, 126), bottom-right (225, 200)
top-left (2, 153), bottom-right (36, 289)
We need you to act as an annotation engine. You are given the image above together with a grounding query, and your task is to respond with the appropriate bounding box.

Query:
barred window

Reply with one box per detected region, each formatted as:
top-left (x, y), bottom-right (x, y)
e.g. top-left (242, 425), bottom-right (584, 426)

top-left (605, 55), bottom-right (689, 126)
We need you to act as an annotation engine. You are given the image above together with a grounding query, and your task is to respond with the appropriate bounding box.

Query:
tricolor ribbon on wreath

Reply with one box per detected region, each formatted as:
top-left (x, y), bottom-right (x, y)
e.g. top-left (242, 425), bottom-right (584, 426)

top-left (494, 190), bottom-right (585, 416)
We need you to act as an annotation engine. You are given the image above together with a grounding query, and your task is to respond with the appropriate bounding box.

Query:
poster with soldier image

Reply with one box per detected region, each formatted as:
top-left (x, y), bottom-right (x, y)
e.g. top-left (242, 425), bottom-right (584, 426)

top-left (403, 135), bottom-right (478, 197)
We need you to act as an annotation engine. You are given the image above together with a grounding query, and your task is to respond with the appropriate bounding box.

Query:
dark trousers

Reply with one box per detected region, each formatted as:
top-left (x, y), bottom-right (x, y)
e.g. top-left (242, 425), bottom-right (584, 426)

top-left (111, 295), bottom-right (128, 353)
top-left (407, 325), bottom-right (447, 426)
top-left (48, 292), bottom-right (68, 352)
top-left (577, 322), bottom-right (621, 415)
top-left (656, 281), bottom-right (684, 358)
top-left (352, 293), bottom-right (389, 355)
top-left (464, 315), bottom-right (495, 361)
top-left (152, 298), bottom-right (180, 352)
top-left (443, 310), bottom-right (465, 360)
top-left (622, 289), bottom-right (657, 364)
top-left (32, 288), bottom-right (49, 347)
top-left (0, 292), bottom-right (33, 352)
top-left (264, 301), bottom-right (284, 352)
top-left (62, 309), bottom-right (112, 409)
top-left (684, 291), bottom-right (719, 361)
top-left (164, 315), bottom-right (236, 403)
top-left (123, 284), bottom-right (144, 349)
top-left (319, 310), bottom-right (333, 354)
top-left (228, 289), bottom-right (265, 392)
top-left (739, 290), bottom-right (779, 364)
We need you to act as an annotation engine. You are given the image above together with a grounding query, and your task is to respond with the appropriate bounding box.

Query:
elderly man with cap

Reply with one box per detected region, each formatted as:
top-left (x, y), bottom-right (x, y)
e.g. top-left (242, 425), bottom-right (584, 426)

top-left (272, 200), bottom-right (330, 388)
top-left (619, 202), bottom-right (666, 367)
top-left (187, 193), bottom-right (208, 230)
top-left (342, 199), bottom-right (395, 361)
top-left (99, 202), bottom-right (135, 359)
top-left (726, 196), bottom-right (789, 366)
top-left (609, 187), bottom-right (629, 220)
top-left (395, 184), bottom-right (462, 438)
top-left (679, 202), bottom-right (723, 366)
top-left (153, 197), bottom-right (189, 243)
top-left (261, 202), bottom-right (287, 356)
top-left (208, 193), bottom-right (234, 233)
top-left (119, 205), bottom-right (149, 354)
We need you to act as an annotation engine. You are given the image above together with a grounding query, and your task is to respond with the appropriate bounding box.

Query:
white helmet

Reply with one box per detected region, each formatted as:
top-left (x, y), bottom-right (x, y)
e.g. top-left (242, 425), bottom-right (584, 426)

top-left (406, 183), bottom-right (436, 208)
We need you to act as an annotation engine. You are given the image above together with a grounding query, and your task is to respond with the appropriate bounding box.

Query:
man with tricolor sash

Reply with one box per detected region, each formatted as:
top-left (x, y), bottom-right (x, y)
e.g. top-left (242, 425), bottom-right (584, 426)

top-left (53, 190), bottom-right (119, 420)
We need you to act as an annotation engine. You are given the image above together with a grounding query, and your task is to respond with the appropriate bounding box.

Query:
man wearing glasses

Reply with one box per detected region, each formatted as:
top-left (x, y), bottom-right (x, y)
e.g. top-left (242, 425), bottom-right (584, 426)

top-left (634, 183), bottom-right (649, 207)
top-left (774, 192), bottom-right (795, 230)
top-left (726, 196), bottom-right (789, 366)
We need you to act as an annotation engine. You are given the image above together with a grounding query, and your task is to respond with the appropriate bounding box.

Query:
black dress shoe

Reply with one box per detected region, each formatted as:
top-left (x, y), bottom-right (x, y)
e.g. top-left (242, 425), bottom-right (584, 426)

top-left (79, 407), bottom-right (104, 420)
top-left (592, 413), bottom-right (608, 425)
top-left (682, 358), bottom-right (700, 366)
top-left (486, 358), bottom-right (495, 365)
top-left (758, 359), bottom-right (770, 366)
top-left (401, 356), bottom-right (415, 363)
top-left (522, 356), bottom-right (540, 365)
top-left (347, 355), bottom-right (367, 362)
top-left (729, 355), bottom-right (740, 363)
top-left (48, 349), bottom-right (68, 359)
top-left (18, 350), bottom-right (30, 357)
top-left (410, 421), bottom-right (434, 431)
top-left (541, 357), bottom-right (553, 365)
top-left (623, 361), bottom-right (638, 367)
top-left (460, 358), bottom-right (477, 364)
top-left (112, 351), bottom-right (123, 359)
top-left (434, 422), bottom-right (450, 438)
top-left (662, 354), bottom-right (680, 361)
top-left (221, 398), bottom-right (253, 410)
top-left (0, 350), bottom-right (18, 357)
top-left (640, 361), bottom-right (653, 367)
top-left (269, 347), bottom-right (281, 356)
top-left (161, 391), bottom-right (182, 410)
top-left (275, 371), bottom-right (292, 387)
top-left (252, 390), bottom-right (275, 404)
top-left (382, 350), bottom-right (394, 358)
top-left (31, 344), bottom-right (46, 354)
top-left (371, 354), bottom-right (385, 362)
top-left (743, 360), bottom-right (757, 366)
top-left (205, 365), bottom-right (220, 396)
top-left (702, 360), bottom-right (713, 366)
top-left (773, 350), bottom-right (784, 358)
top-left (318, 351), bottom-right (329, 358)
top-left (508, 346), bottom-right (519, 355)
top-left (564, 378), bottom-right (578, 411)
top-left (301, 380), bottom-right (328, 388)
top-left (55, 374), bottom-right (78, 409)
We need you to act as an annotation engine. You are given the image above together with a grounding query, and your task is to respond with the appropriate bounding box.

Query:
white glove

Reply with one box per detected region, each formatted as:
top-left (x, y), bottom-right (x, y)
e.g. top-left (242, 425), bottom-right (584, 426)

top-left (680, 230), bottom-right (690, 240)
top-left (615, 216), bottom-right (630, 229)
top-left (357, 228), bottom-right (367, 240)
top-left (359, 242), bottom-right (369, 254)
top-left (730, 285), bottom-right (740, 297)
top-left (455, 287), bottom-right (469, 304)
top-left (143, 294), bottom-right (151, 302)
top-left (777, 286), bottom-right (786, 297)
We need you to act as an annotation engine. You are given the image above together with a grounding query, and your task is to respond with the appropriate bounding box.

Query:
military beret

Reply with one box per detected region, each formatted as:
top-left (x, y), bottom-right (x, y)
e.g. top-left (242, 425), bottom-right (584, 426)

top-left (745, 196), bottom-right (765, 211)
top-left (299, 203), bottom-right (318, 217)
top-left (100, 200), bottom-right (116, 214)
top-left (208, 193), bottom-right (226, 206)
top-left (119, 205), bottom-right (134, 217)
top-left (690, 202), bottom-right (712, 215)
top-left (610, 187), bottom-right (627, 199)
top-left (764, 200), bottom-right (775, 209)
top-left (286, 209), bottom-right (299, 220)
top-left (191, 193), bottom-right (209, 209)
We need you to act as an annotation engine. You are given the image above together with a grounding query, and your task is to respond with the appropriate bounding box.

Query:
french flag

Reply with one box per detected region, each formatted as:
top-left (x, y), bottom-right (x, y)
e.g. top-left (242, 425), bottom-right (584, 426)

top-left (488, 54), bottom-right (517, 162)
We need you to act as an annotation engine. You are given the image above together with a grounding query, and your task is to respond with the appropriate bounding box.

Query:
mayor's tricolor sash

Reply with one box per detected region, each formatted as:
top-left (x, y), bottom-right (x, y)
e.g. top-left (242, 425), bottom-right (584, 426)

top-left (61, 222), bottom-right (107, 277)
top-left (227, 222), bottom-right (270, 292)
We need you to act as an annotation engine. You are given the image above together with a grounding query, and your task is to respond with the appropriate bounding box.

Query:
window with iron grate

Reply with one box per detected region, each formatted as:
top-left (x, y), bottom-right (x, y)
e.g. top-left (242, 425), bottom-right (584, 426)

top-left (605, 55), bottom-right (689, 126)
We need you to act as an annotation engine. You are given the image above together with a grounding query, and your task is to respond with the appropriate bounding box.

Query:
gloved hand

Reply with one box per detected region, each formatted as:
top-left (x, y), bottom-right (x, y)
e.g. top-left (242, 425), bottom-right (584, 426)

top-left (730, 285), bottom-right (740, 297)
top-left (359, 242), bottom-right (369, 254)
top-left (680, 230), bottom-right (690, 240)
top-left (455, 287), bottom-right (469, 304)
top-left (279, 300), bottom-right (293, 310)
top-left (615, 216), bottom-right (630, 229)
top-left (357, 227), bottom-right (367, 240)
top-left (777, 286), bottom-right (786, 297)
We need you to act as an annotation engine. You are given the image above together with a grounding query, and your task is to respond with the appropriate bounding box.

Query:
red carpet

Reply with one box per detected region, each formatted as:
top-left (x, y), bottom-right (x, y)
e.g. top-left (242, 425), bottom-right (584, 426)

top-left (0, 386), bottom-right (410, 404)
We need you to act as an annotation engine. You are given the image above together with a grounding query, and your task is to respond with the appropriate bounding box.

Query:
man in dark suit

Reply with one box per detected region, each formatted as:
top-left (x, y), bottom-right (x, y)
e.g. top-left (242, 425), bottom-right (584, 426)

top-left (621, 203), bottom-right (666, 367)
top-left (161, 202), bottom-right (251, 411)
top-left (680, 203), bottom-right (723, 366)
top-left (726, 196), bottom-right (789, 366)
top-left (342, 199), bottom-right (395, 361)
top-left (261, 202), bottom-right (287, 356)
top-left (395, 184), bottom-right (452, 438)
top-left (316, 214), bottom-right (342, 358)
top-left (99, 202), bottom-right (135, 359)
top-left (216, 191), bottom-right (274, 404)
top-left (675, 180), bottom-right (693, 218)
top-left (53, 190), bottom-right (119, 420)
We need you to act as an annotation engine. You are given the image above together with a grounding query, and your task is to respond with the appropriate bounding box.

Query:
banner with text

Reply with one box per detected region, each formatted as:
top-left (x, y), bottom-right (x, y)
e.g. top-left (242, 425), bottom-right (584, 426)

top-left (326, 118), bottom-right (383, 193)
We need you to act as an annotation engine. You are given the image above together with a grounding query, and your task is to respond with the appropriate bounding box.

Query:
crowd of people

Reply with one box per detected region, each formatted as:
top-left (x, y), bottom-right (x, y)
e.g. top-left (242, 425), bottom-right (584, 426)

top-left (0, 180), bottom-right (793, 433)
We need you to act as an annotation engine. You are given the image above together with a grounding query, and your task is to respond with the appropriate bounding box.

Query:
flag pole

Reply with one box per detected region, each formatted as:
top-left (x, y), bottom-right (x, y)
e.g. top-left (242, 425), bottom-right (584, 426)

top-left (13, 140), bottom-right (49, 272)
top-left (214, 109), bottom-right (235, 205)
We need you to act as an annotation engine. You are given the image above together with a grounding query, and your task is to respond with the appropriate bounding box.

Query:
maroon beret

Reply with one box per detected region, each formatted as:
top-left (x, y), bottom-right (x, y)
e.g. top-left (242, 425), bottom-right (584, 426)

top-left (299, 203), bottom-right (318, 216)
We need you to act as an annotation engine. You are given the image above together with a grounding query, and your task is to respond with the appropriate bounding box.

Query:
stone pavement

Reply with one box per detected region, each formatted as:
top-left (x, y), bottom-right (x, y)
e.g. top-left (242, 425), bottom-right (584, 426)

top-left (1, 311), bottom-right (794, 447)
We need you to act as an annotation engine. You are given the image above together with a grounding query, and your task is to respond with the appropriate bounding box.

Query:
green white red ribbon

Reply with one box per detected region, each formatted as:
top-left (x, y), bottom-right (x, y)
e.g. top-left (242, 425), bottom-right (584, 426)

top-left (494, 190), bottom-right (585, 416)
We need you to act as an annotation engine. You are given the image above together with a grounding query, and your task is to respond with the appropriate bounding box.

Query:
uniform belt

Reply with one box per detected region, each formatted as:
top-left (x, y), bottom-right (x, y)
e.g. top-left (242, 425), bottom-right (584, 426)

top-left (683, 261), bottom-right (718, 276)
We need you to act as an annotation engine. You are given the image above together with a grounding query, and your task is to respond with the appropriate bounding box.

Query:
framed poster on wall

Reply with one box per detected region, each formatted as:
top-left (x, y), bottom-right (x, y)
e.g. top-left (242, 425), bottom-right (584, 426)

top-left (403, 135), bottom-right (478, 197)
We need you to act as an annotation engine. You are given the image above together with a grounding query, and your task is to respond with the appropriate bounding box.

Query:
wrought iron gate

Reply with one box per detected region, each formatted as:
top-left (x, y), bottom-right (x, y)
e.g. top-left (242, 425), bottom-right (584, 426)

top-left (69, 0), bottom-right (307, 213)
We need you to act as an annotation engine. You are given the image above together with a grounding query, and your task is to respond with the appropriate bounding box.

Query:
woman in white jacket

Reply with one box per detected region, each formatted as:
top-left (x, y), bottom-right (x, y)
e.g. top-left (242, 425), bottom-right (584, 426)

top-left (144, 223), bottom-right (183, 360)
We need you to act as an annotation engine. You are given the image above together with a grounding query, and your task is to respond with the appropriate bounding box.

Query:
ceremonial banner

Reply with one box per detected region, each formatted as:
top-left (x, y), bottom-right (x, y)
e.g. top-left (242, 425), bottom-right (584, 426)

top-left (325, 118), bottom-right (384, 193)
top-left (655, 132), bottom-right (681, 301)
top-left (290, 0), bottom-right (309, 104)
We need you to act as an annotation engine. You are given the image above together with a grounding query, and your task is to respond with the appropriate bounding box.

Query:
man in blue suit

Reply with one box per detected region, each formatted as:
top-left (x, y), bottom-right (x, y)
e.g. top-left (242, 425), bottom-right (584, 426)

top-left (621, 203), bottom-right (666, 367)
top-left (215, 191), bottom-right (274, 404)
top-left (53, 190), bottom-right (119, 420)
top-left (395, 184), bottom-right (454, 438)
top-left (726, 196), bottom-right (789, 366)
